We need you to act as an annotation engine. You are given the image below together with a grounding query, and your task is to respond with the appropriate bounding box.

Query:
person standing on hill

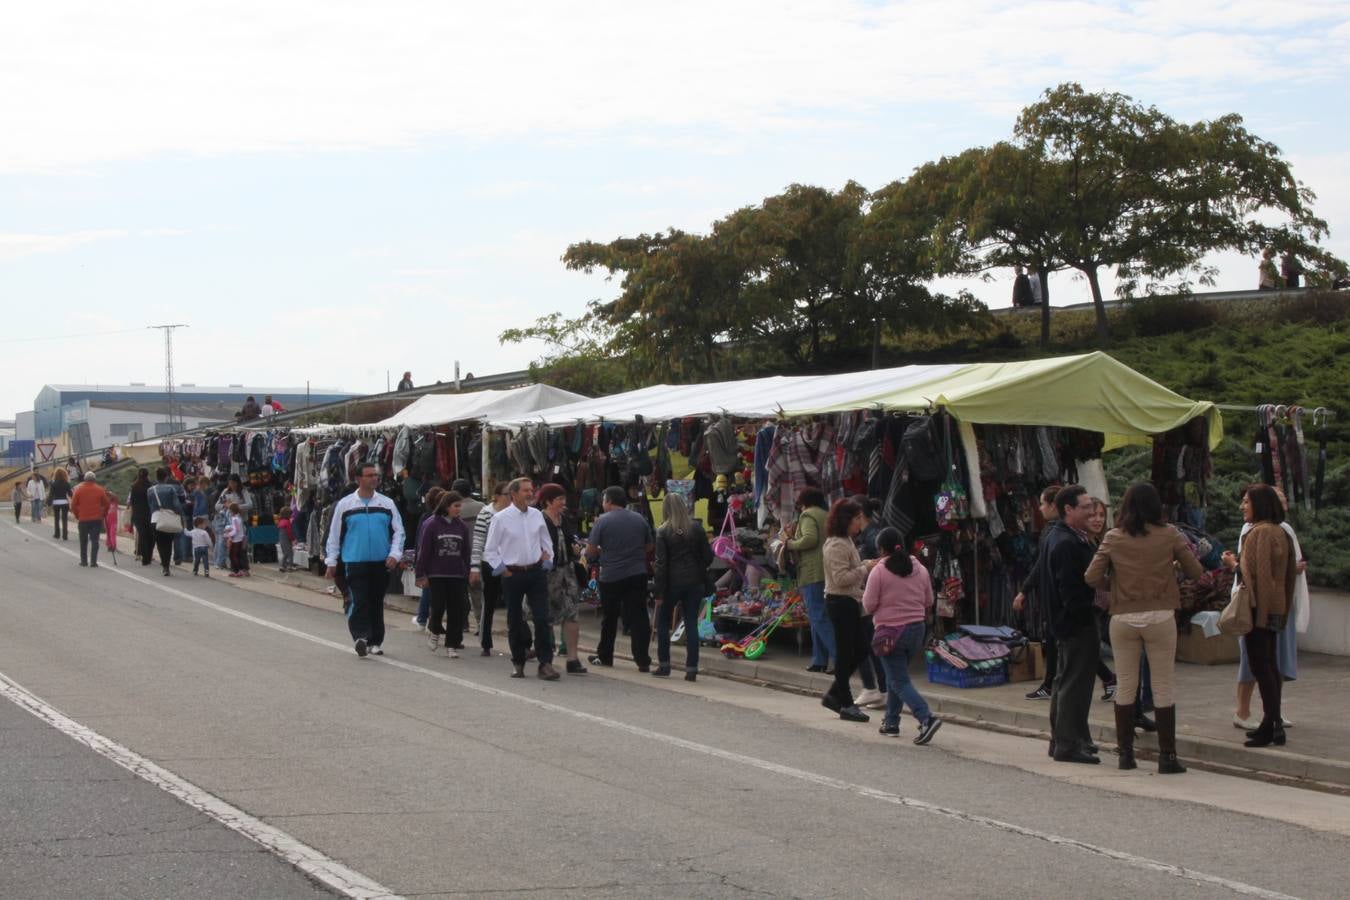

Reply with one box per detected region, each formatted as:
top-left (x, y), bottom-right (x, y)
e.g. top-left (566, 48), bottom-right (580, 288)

top-left (1012, 265), bottom-right (1034, 308)
top-left (397, 372), bottom-right (414, 392)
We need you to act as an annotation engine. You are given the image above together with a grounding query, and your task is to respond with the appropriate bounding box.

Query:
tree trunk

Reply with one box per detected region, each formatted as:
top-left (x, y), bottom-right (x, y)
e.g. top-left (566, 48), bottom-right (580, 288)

top-left (1037, 268), bottom-right (1050, 348)
top-left (1085, 265), bottom-right (1111, 344)
top-left (871, 313), bottom-right (882, 369)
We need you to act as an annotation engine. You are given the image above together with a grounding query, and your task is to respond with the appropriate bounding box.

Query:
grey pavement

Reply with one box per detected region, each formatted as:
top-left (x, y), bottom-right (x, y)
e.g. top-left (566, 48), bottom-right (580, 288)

top-left (0, 689), bottom-right (332, 900)
top-left (5, 519), bottom-right (1350, 899)
top-left (253, 555), bottom-right (1350, 789)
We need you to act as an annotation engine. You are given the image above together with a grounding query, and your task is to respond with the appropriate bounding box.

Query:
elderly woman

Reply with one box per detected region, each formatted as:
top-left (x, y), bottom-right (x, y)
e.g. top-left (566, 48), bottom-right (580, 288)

top-left (1086, 484), bottom-right (1205, 773)
top-left (1222, 484), bottom-right (1298, 749)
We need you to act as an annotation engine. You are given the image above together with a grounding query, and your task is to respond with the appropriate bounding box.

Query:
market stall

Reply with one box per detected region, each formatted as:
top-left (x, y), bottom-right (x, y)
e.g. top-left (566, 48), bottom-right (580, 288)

top-left (480, 353), bottom-right (1223, 661)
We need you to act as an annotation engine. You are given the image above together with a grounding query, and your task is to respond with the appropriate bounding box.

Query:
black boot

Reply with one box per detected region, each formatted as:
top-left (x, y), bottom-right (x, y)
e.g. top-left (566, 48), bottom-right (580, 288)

top-left (1133, 712), bottom-right (1157, 733)
top-left (1245, 719), bottom-right (1285, 747)
top-left (1156, 706), bottom-right (1186, 774)
top-left (1114, 704), bottom-right (1137, 770)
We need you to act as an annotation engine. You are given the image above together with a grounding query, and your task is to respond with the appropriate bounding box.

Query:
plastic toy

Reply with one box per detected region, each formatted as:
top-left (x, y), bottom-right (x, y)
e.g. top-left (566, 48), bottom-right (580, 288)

top-left (720, 596), bottom-right (802, 660)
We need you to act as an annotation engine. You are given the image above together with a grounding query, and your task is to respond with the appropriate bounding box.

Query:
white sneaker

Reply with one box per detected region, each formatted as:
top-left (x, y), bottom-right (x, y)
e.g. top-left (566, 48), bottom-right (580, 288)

top-left (428, 634), bottom-right (440, 651)
top-left (856, 688), bottom-right (885, 709)
top-left (446, 648), bottom-right (459, 659)
top-left (369, 645), bottom-right (384, 656)
top-left (411, 615), bottom-right (426, 632)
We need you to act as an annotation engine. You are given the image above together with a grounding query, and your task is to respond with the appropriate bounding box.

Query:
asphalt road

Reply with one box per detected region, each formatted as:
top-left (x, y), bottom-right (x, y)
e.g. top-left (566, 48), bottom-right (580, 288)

top-left (3, 519), bottom-right (1349, 900)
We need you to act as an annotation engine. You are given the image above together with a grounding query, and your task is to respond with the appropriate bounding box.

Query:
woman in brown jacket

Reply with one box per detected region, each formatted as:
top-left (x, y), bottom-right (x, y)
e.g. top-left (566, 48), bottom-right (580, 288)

top-left (1085, 483), bottom-right (1206, 773)
top-left (820, 498), bottom-right (878, 723)
top-left (1221, 484), bottom-right (1297, 748)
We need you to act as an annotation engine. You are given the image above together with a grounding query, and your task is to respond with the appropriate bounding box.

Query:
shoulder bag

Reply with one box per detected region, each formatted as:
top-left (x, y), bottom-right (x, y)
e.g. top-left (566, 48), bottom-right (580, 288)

top-left (149, 485), bottom-right (185, 534)
top-left (1217, 570), bottom-right (1253, 636)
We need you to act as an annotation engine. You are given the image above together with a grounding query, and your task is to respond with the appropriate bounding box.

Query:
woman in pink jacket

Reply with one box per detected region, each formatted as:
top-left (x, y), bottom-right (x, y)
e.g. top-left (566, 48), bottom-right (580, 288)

top-left (863, 527), bottom-right (941, 746)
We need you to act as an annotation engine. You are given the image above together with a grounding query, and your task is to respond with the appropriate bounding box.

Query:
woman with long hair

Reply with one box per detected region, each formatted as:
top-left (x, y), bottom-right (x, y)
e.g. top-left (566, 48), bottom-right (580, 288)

top-left (863, 527), bottom-right (942, 745)
top-left (48, 468), bottom-right (73, 541)
top-left (148, 468), bottom-right (184, 576)
top-left (653, 492), bottom-right (713, 681)
top-left (1221, 484), bottom-right (1298, 748)
top-left (820, 498), bottom-right (878, 723)
top-left (415, 491), bottom-right (472, 657)
top-left (784, 487), bottom-right (832, 673)
top-left (128, 468), bottom-right (153, 565)
top-left (1086, 483), bottom-right (1205, 773)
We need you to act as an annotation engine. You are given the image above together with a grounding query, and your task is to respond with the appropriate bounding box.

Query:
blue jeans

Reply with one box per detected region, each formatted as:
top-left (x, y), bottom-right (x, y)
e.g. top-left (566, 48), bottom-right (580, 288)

top-left (878, 622), bottom-right (931, 727)
top-left (801, 581), bottom-right (834, 667)
top-left (656, 581), bottom-right (703, 671)
top-left (416, 587), bottom-right (430, 626)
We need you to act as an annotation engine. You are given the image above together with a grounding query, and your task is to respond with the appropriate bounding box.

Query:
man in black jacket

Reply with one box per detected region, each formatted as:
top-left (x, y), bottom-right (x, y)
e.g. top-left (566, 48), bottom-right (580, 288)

top-left (1037, 484), bottom-right (1101, 764)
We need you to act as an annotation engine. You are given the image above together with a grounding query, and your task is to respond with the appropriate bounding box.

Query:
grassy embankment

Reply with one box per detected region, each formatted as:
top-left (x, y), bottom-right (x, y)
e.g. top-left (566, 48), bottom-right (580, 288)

top-left (889, 291), bottom-right (1350, 588)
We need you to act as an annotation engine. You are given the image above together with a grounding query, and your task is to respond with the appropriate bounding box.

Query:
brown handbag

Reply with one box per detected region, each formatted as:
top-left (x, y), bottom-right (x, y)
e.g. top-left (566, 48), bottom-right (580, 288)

top-left (1218, 574), bottom-right (1254, 636)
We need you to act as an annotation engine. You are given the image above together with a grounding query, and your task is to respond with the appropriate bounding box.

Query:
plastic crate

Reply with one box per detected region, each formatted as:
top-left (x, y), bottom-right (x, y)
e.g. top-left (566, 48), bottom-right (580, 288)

top-left (926, 658), bottom-right (1008, 689)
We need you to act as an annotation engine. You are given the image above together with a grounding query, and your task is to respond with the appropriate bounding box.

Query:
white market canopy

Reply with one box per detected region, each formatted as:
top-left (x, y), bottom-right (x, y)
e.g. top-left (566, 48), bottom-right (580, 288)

top-left (295, 384), bottom-right (588, 435)
top-left (487, 353), bottom-right (1221, 446)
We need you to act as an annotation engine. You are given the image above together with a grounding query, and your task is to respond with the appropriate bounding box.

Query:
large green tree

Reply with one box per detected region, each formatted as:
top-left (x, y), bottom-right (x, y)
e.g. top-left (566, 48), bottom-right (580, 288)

top-left (1016, 82), bottom-right (1342, 342)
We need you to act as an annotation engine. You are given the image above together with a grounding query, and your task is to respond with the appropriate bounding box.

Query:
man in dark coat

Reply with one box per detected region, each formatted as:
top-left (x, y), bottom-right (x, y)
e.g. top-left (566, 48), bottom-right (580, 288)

top-left (1036, 484), bottom-right (1101, 764)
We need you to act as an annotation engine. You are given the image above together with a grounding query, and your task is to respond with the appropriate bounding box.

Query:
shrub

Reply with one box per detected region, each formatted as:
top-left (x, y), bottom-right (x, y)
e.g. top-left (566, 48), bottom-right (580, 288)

top-left (1123, 295), bottom-right (1222, 337)
top-left (1273, 291), bottom-right (1350, 327)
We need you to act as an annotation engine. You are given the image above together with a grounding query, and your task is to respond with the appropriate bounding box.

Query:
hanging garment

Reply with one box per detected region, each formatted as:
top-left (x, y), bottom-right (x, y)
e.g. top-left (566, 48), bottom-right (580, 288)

top-left (392, 426), bottom-right (412, 476)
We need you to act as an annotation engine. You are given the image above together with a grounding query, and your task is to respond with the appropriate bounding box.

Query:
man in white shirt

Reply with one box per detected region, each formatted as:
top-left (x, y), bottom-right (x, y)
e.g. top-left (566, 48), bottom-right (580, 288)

top-left (482, 477), bottom-right (557, 679)
top-left (25, 475), bottom-right (45, 523)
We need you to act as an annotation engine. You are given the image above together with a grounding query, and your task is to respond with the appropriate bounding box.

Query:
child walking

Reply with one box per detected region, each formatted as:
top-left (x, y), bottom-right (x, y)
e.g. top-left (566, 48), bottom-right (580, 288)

top-left (225, 503), bottom-right (251, 577)
top-left (277, 508), bottom-right (296, 572)
top-left (187, 516), bottom-right (215, 577)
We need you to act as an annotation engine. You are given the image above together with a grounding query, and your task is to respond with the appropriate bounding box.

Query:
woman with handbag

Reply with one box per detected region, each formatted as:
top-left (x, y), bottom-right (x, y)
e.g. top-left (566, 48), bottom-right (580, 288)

top-left (147, 468), bottom-right (185, 577)
top-left (1085, 484), bottom-right (1206, 773)
top-left (820, 498), bottom-right (878, 723)
top-left (783, 488), bottom-right (832, 674)
top-left (652, 492), bottom-right (712, 681)
top-left (1233, 487), bottom-right (1305, 732)
top-left (1221, 484), bottom-right (1297, 748)
top-left (863, 527), bottom-right (941, 745)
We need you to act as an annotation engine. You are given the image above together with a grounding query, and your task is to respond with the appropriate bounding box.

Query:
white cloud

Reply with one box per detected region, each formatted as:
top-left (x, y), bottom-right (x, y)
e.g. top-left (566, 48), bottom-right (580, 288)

top-left (3, 1), bottom-right (1347, 172)
top-left (0, 230), bottom-right (127, 260)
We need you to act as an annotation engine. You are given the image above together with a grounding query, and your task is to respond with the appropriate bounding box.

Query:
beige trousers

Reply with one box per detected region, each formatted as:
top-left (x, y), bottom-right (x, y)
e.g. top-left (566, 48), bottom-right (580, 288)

top-left (1109, 616), bottom-right (1177, 708)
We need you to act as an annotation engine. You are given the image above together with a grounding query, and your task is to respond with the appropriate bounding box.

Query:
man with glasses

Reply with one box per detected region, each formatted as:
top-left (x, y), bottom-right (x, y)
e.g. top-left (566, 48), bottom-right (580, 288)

top-left (482, 477), bottom-right (557, 679)
top-left (1038, 485), bottom-right (1102, 764)
top-left (325, 463), bottom-right (405, 658)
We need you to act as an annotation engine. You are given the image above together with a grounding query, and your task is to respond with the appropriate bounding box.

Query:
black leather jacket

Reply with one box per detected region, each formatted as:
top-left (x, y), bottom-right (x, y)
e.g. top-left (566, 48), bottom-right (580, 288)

top-left (653, 524), bottom-right (712, 596)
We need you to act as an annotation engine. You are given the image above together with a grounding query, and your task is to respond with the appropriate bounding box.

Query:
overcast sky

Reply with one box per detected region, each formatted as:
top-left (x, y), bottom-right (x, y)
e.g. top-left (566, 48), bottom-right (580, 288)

top-left (3, 1), bottom-right (1348, 418)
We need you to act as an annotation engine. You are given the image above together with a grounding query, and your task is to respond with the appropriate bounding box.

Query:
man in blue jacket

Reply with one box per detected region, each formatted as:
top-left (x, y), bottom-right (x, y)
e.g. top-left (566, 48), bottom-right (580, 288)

top-left (325, 463), bottom-right (405, 658)
top-left (1037, 484), bottom-right (1101, 764)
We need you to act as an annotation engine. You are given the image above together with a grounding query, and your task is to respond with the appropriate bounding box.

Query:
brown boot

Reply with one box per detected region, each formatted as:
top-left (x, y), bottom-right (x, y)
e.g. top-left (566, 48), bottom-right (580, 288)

top-left (1155, 706), bottom-right (1186, 774)
top-left (1114, 703), bottom-right (1137, 770)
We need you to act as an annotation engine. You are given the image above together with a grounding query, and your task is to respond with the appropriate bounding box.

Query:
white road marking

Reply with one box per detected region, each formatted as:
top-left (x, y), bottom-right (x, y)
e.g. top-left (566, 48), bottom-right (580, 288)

top-left (0, 670), bottom-right (402, 900)
top-left (4, 524), bottom-right (1298, 899)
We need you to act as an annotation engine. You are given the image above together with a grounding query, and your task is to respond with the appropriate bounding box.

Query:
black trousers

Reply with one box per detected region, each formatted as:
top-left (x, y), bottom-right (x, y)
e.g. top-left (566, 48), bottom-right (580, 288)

top-left (344, 561), bottom-right (389, 646)
top-left (52, 504), bottom-right (70, 539)
top-left (12, 502), bottom-right (19, 523)
top-left (1040, 634), bottom-right (1115, 691)
top-left (597, 574), bottom-right (651, 668)
top-left (427, 578), bottom-right (468, 649)
top-left (78, 520), bottom-right (103, 564)
top-left (1244, 626), bottom-right (1282, 726)
top-left (1050, 625), bottom-right (1100, 753)
top-left (825, 594), bottom-right (867, 708)
top-left (135, 519), bottom-right (154, 563)
top-left (154, 529), bottom-right (175, 571)
top-left (504, 567), bottom-right (552, 665)
top-left (479, 563), bottom-right (502, 651)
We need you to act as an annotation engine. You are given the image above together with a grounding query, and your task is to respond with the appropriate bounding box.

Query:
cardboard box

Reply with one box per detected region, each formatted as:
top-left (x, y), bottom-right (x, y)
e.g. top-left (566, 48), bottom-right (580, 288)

top-left (1175, 627), bottom-right (1240, 665)
top-left (1007, 642), bottom-right (1039, 683)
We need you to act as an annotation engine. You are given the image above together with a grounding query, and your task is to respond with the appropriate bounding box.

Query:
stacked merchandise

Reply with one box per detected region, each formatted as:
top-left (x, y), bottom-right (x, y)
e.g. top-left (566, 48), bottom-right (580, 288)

top-left (925, 625), bottom-right (1027, 688)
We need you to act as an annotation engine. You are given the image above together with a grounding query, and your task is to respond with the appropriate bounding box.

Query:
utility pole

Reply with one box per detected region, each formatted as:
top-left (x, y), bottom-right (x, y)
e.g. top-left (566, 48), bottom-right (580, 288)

top-left (148, 324), bottom-right (189, 434)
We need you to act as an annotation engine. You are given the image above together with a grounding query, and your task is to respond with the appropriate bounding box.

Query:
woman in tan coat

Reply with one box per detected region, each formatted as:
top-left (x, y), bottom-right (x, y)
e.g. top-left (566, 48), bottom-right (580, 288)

top-left (1085, 483), bottom-right (1205, 773)
top-left (1221, 484), bottom-right (1297, 748)
top-left (820, 498), bottom-right (878, 723)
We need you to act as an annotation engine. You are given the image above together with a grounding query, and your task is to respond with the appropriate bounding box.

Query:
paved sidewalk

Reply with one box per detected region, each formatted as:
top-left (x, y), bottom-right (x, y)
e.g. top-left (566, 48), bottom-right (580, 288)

top-left (244, 562), bottom-right (1350, 788)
